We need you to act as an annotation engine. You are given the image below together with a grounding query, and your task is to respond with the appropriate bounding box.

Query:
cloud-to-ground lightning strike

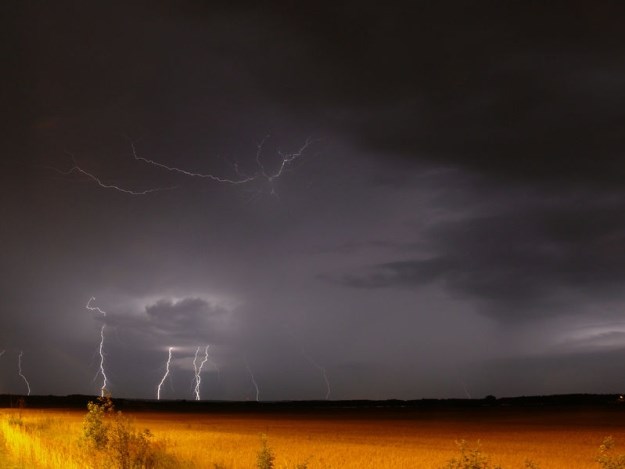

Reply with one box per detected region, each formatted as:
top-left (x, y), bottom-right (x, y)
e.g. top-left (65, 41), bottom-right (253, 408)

top-left (460, 378), bottom-right (472, 400)
top-left (192, 345), bottom-right (210, 401)
top-left (244, 358), bottom-right (260, 402)
top-left (299, 349), bottom-right (331, 400)
top-left (86, 297), bottom-right (108, 397)
top-left (284, 328), bottom-right (332, 400)
top-left (18, 351), bottom-right (31, 396)
top-left (157, 347), bottom-right (174, 400)
top-left (310, 357), bottom-right (331, 401)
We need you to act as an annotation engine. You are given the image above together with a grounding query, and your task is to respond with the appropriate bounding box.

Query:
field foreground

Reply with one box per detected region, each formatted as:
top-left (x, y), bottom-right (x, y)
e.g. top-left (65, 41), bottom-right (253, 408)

top-left (2, 400), bottom-right (625, 468)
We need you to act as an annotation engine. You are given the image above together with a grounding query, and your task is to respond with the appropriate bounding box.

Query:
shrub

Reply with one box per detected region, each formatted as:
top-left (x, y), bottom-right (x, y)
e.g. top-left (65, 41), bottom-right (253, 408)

top-left (442, 440), bottom-right (541, 469)
top-left (82, 395), bottom-right (176, 468)
top-left (597, 437), bottom-right (625, 469)
top-left (443, 440), bottom-right (502, 469)
top-left (257, 434), bottom-right (275, 469)
top-left (83, 395), bottom-right (115, 450)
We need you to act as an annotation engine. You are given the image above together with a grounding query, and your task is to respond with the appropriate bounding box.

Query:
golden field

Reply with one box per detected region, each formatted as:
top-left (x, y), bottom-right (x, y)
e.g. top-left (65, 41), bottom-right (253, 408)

top-left (1, 403), bottom-right (625, 468)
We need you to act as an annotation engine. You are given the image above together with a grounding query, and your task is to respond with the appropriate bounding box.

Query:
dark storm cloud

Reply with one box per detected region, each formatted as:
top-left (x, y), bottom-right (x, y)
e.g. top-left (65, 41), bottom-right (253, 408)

top-left (244, 2), bottom-right (625, 186)
top-left (10, 2), bottom-right (625, 188)
top-left (333, 190), bottom-right (625, 321)
top-left (101, 297), bottom-right (229, 344)
top-left (3, 1), bottom-right (625, 399)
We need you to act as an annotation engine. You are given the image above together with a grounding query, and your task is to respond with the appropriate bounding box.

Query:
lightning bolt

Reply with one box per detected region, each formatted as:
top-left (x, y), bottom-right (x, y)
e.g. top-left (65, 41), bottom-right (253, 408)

top-left (18, 351), bottom-right (31, 396)
top-left (192, 345), bottom-right (210, 401)
top-left (130, 142), bottom-right (256, 184)
top-left (298, 349), bottom-right (331, 401)
top-left (53, 165), bottom-right (176, 195)
top-left (130, 136), bottom-right (314, 191)
top-left (460, 379), bottom-right (472, 400)
top-left (0, 350), bottom-right (5, 358)
top-left (86, 297), bottom-right (108, 397)
top-left (284, 329), bottom-right (332, 400)
top-left (256, 136), bottom-right (313, 183)
top-left (45, 135), bottom-right (314, 197)
top-left (157, 347), bottom-right (174, 400)
top-left (244, 358), bottom-right (260, 402)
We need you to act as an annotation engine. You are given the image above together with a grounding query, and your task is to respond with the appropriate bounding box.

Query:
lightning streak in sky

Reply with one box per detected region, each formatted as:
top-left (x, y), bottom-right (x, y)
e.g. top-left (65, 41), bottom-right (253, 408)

top-left (192, 345), bottom-right (210, 401)
top-left (18, 351), bottom-right (31, 396)
top-left (55, 165), bottom-right (174, 195)
top-left (0, 350), bottom-right (5, 358)
top-left (460, 379), bottom-right (472, 400)
top-left (157, 347), bottom-right (174, 400)
top-left (86, 297), bottom-right (108, 397)
top-left (256, 137), bottom-right (313, 183)
top-left (300, 350), bottom-right (331, 400)
top-left (244, 358), bottom-right (260, 402)
top-left (47, 136), bottom-right (313, 196)
top-left (284, 329), bottom-right (332, 400)
top-left (130, 137), bottom-right (314, 189)
top-left (131, 143), bottom-right (256, 184)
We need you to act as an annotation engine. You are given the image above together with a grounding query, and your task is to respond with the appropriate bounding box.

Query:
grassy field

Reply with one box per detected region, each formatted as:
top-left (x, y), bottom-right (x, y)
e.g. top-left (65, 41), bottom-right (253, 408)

top-left (1, 403), bottom-right (625, 468)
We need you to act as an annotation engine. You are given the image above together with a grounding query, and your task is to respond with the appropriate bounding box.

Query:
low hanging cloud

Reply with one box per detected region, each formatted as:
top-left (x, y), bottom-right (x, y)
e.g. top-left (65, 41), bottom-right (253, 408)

top-left (330, 190), bottom-right (625, 322)
top-left (103, 296), bottom-right (230, 345)
top-left (145, 297), bottom-right (227, 334)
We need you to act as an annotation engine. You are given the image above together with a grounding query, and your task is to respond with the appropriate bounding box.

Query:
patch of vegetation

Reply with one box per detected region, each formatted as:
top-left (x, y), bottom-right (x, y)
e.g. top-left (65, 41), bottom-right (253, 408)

top-left (83, 395), bottom-right (176, 468)
top-left (443, 440), bottom-right (503, 469)
top-left (256, 434), bottom-right (275, 469)
top-left (442, 440), bottom-right (540, 469)
top-left (597, 437), bottom-right (625, 469)
top-left (7, 397), bottom-right (26, 427)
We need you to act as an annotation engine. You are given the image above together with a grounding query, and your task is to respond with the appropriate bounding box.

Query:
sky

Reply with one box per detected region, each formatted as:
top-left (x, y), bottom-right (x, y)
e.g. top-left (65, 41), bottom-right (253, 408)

top-left (2, 1), bottom-right (625, 401)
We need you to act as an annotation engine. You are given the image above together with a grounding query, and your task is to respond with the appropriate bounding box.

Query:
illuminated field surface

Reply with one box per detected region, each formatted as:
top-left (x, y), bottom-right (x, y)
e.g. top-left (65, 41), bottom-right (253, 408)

top-left (1, 402), bottom-right (625, 468)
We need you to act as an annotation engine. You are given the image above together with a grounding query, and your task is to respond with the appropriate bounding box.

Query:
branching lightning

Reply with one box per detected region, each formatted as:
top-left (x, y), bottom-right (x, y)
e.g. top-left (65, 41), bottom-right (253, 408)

top-left (45, 135), bottom-right (314, 197)
top-left (256, 136), bottom-right (313, 183)
top-left (244, 358), bottom-right (260, 402)
top-left (130, 136), bottom-right (314, 192)
top-left (157, 347), bottom-right (174, 400)
top-left (192, 345), bottom-right (210, 401)
top-left (18, 351), bottom-right (31, 396)
top-left (86, 297), bottom-right (108, 397)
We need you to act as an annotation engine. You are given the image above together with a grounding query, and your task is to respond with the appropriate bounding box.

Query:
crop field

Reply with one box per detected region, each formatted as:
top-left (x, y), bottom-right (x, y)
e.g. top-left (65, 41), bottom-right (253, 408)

top-left (1, 402), bottom-right (625, 468)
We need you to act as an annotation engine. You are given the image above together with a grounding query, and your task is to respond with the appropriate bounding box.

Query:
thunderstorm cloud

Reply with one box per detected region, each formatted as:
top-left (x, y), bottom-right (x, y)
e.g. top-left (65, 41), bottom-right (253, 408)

top-left (2, 2), bottom-right (625, 399)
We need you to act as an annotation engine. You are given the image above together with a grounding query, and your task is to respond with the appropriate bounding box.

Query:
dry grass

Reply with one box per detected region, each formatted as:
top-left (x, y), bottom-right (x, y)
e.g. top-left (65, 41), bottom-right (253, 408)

top-left (1, 405), bottom-right (625, 468)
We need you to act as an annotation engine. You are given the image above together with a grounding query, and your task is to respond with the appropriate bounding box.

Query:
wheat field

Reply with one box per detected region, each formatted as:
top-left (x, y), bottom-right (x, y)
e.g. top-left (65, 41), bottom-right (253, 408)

top-left (1, 404), bottom-right (625, 468)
